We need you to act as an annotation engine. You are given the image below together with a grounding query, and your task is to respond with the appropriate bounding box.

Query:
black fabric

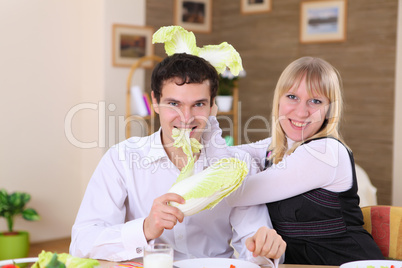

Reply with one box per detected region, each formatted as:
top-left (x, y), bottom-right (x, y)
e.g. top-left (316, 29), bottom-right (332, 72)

top-left (265, 138), bottom-right (384, 265)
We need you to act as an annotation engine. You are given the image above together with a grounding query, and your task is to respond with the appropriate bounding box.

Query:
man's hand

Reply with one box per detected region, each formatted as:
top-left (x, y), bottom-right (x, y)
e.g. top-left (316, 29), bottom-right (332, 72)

top-left (144, 193), bottom-right (185, 241)
top-left (246, 226), bottom-right (286, 260)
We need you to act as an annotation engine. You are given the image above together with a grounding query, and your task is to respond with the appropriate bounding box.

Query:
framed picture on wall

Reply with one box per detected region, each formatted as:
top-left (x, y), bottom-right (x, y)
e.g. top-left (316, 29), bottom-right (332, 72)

top-left (112, 24), bottom-right (154, 67)
top-left (174, 0), bottom-right (212, 33)
top-left (300, 0), bottom-right (347, 44)
top-left (241, 0), bottom-right (272, 14)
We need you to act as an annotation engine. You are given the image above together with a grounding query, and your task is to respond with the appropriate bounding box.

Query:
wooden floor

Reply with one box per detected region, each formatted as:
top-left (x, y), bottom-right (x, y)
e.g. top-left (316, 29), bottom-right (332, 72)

top-left (29, 237), bottom-right (71, 257)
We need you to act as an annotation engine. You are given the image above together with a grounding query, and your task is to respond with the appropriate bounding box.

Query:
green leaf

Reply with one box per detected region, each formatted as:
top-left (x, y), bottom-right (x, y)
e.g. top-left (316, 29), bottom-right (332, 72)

top-left (168, 158), bottom-right (248, 216)
top-left (169, 128), bottom-right (247, 216)
top-left (152, 25), bottom-right (199, 56)
top-left (22, 208), bottom-right (40, 221)
top-left (0, 189), bottom-right (39, 232)
top-left (171, 128), bottom-right (203, 184)
top-left (198, 42), bottom-right (243, 75)
top-left (21, 193), bottom-right (31, 204)
top-left (0, 189), bottom-right (8, 213)
top-left (0, 189), bottom-right (8, 204)
top-left (9, 192), bottom-right (30, 209)
top-left (33, 251), bottom-right (99, 268)
top-left (45, 253), bottom-right (66, 268)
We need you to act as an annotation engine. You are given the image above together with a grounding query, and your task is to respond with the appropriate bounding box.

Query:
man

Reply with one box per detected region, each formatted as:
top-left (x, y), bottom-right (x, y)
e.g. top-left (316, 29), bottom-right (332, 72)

top-left (70, 53), bottom-right (285, 263)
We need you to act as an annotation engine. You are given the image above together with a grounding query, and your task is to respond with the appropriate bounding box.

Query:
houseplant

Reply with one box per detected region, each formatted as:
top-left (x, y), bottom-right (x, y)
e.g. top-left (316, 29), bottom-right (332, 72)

top-left (0, 189), bottom-right (40, 260)
top-left (216, 69), bottom-right (246, 112)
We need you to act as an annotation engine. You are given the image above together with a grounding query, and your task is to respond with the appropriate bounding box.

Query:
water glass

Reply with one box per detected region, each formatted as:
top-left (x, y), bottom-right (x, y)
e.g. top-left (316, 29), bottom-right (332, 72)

top-left (143, 243), bottom-right (173, 268)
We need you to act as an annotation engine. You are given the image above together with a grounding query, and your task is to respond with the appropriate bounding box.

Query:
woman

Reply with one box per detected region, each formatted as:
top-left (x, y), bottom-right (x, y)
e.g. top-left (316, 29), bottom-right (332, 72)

top-left (206, 57), bottom-right (384, 265)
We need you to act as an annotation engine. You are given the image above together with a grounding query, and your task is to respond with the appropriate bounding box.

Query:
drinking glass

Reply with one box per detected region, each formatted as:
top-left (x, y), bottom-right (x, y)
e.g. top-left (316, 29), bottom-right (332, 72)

top-left (143, 243), bottom-right (173, 268)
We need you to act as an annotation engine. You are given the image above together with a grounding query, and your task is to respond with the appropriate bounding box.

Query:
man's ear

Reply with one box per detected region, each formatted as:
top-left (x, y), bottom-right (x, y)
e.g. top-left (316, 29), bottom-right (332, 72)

top-left (151, 91), bottom-right (160, 114)
top-left (210, 97), bottom-right (218, 116)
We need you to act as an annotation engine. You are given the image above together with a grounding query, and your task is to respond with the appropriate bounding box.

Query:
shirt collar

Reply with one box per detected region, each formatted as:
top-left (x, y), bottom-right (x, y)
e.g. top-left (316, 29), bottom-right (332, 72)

top-left (146, 128), bottom-right (168, 163)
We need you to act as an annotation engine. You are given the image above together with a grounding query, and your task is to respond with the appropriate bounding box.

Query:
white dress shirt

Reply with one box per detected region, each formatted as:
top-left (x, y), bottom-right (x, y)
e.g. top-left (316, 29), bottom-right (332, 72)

top-left (70, 128), bottom-right (282, 266)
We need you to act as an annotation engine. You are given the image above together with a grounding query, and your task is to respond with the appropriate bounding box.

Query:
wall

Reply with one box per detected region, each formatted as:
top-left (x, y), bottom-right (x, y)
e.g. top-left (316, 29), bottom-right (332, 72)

top-left (0, 1), bottom-right (91, 242)
top-left (393, 0), bottom-right (402, 206)
top-left (0, 0), bottom-right (145, 242)
top-left (104, 0), bottom-right (147, 145)
top-left (146, 0), bottom-right (398, 205)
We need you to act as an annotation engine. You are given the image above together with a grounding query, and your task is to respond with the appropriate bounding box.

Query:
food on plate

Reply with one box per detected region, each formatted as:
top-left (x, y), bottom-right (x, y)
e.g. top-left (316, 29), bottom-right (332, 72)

top-left (32, 251), bottom-right (99, 268)
top-left (2, 265), bottom-right (20, 268)
top-left (366, 266), bottom-right (400, 268)
top-left (168, 128), bottom-right (248, 216)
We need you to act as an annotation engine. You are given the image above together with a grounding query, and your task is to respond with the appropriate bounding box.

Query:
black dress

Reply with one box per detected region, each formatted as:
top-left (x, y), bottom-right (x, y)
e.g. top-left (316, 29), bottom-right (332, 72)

top-left (265, 138), bottom-right (384, 265)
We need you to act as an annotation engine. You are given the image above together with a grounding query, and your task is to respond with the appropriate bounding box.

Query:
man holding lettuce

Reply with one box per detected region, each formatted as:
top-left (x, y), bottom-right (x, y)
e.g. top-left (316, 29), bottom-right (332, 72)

top-left (70, 26), bottom-right (285, 265)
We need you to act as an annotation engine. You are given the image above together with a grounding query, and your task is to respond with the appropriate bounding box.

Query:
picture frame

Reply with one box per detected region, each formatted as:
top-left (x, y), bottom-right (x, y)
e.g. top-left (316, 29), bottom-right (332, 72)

top-left (174, 0), bottom-right (212, 33)
top-left (241, 0), bottom-right (272, 15)
top-left (300, 0), bottom-right (347, 44)
top-left (112, 24), bottom-right (154, 67)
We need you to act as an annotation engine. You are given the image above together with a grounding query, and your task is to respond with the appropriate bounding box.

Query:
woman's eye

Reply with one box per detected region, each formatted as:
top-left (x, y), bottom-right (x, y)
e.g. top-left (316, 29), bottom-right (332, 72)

top-left (310, 99), bottom-right (322, 105)
top-left (286, 94), bottom-right (297, 100)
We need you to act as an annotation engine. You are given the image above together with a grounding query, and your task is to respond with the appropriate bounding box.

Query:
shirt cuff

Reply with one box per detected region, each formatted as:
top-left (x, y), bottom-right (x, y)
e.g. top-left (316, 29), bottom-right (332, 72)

top-left (121, 217), bottom-right (148, 259)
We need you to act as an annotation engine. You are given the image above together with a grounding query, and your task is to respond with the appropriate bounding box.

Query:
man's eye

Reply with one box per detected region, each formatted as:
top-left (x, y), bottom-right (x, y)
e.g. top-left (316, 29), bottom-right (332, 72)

top-left (168, 102), bottom-right (178, 106)
top-left (195, 103), bottom-right (205, 107)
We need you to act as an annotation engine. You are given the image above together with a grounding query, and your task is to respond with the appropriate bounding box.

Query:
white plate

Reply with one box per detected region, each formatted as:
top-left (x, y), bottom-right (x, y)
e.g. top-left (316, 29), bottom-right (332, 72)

top-left (0, 257), bottom-right (39, 266)
top-left (340, 260), bottom-right (402, 268)
top-left (174, 258), bottom-right (260, 268)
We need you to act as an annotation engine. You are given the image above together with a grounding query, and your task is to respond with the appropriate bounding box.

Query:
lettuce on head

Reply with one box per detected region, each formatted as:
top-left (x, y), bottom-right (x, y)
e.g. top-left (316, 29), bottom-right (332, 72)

top-left (152, 26), bottom-right (244, 75)
top-left (152, 25), bottom-right (199, 56)
top-left (198, 42), bottom-right (243, 76)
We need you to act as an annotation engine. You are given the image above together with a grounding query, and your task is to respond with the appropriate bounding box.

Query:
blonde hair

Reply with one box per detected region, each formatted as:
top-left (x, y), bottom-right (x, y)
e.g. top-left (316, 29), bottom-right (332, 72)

top-left (268, 56), bottom-right (347, 164)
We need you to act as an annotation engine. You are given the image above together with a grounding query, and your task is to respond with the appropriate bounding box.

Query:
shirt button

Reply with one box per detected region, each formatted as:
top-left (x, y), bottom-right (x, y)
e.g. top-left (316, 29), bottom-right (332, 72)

top-left (136, 247), bottom-right (143, 254)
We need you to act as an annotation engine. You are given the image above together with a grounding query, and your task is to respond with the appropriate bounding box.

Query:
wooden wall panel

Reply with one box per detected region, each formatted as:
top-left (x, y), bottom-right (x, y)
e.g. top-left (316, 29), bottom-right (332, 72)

top-left (146, 0), bottom-right (398, 205)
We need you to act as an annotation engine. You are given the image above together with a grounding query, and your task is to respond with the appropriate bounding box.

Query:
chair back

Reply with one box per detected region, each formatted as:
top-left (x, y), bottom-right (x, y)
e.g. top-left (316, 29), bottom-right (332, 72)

top-left (355, 164), bottom-right (377, 207)
top-left (361, 205), bottom-right (402, 260)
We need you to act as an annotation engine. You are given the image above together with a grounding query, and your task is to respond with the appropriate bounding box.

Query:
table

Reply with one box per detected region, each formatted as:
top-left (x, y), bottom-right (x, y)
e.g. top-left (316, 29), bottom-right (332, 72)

top-left (29, 238), bottom-right (338, 268)
top-left (97, 260), bottom-right (337, 268)
top-left (29, 237), bottom-right (71, 256)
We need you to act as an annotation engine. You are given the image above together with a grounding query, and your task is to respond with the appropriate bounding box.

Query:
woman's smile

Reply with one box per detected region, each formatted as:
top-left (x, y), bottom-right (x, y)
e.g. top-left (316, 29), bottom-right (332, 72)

top-left (278, 76), bottom-right (329, 142)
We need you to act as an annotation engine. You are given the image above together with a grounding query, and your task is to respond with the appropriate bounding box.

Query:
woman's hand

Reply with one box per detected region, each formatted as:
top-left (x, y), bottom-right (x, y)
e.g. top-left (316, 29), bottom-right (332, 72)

top-left (246, 226), bottom-right (286, 260)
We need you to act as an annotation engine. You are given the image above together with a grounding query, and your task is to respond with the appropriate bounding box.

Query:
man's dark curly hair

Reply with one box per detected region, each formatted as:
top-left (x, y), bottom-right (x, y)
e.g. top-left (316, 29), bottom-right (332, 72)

top-left (151, 53), bottom-right (219, 106)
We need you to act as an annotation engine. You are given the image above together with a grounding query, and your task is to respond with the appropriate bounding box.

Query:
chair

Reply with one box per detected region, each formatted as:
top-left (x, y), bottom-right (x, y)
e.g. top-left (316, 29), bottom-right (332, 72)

top-left (355, 164), bottom-right (378, 207)
top-left (361, 205), bottom-right (402, 260)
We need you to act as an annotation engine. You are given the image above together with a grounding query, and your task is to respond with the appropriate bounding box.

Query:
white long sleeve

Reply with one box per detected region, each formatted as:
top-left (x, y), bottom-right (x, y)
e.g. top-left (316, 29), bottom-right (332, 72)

top-left (70, 129), bottom-right (284, 265)
top-left (226, 138), bottom-right (353, 207)
top-left (204, 116), bottom-right (353, 207)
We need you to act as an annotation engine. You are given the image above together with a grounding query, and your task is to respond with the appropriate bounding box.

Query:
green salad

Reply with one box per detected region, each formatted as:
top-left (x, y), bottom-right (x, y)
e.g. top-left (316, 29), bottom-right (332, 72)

top-left (32, 251), bottom-right (99, 268)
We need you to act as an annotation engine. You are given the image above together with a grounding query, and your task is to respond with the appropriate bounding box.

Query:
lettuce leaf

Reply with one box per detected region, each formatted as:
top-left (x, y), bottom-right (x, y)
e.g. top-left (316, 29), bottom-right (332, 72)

top-left (198, 42), bottom-right (243, 76)
top-left (32, 251), bottom-right (99, 268)
top-left (152, 25), bottom-right (199, 56)
top-left (172, 128), bottom-right (203, 184)
top-left (152, 26), bottom-right (244, 75)
top-left (168, 128), bottom-right (247, 216)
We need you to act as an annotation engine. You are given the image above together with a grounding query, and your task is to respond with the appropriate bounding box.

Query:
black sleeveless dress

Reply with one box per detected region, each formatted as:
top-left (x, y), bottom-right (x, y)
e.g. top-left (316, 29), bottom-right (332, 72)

top-left (265, 138), bottom-right (384, 265)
